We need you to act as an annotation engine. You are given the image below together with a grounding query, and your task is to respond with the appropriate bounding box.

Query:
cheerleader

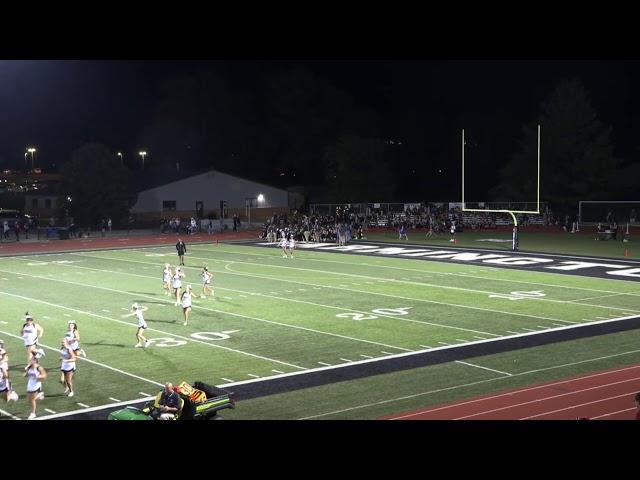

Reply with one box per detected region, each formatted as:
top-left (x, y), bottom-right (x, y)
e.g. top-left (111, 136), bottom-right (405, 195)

top-left (287, 233), bottom-right (295, 259)
top-left (181, 285), bottom-right (193, 326)
top-left (132, 303), bottom-right (150, 348)
top-left (21, 313), bottom-right (45, 362)
top-left (64, 321), bottom-right (86, 357)
top-left (24, 357), bottom-right (47, 419)
top-left (59, 338), bottom-right (76, 397)
top-left (279, 232), bottom-right (289, 258)
top-left (201, 266), bottom-right (213, 298)
top-left (0, 341), bottom-right (18, 402)
top-left (172, 267), bottom-right (185, 306)
top-left (162, 263), bottom-right (172, 296)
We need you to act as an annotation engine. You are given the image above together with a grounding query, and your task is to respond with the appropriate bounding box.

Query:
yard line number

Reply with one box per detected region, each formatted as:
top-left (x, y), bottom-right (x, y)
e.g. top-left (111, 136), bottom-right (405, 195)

top-left (336, 307), bottom-right (412, 321)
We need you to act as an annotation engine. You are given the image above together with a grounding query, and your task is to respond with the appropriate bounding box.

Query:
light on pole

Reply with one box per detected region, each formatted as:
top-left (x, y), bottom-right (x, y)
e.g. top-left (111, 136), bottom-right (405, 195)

top-left (27, 148), bottom-right (36, 170)
top-left (24, 152), bottom-right (28, 170)
top-left (117, 152), bottom-right (123, 166)
top-left (246, 194), bottom-right (264, 226)
top-left (139, 151), bottom-right (147, 170)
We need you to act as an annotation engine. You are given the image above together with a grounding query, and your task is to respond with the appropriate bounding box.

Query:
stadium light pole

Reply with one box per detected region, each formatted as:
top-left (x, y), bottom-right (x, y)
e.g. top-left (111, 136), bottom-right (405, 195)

top-left (117, 152), bottom-right (123, 166)
top-left (24, 152), bottom-right (28, 170)
top-left (27, 147), bottom-right (36, 170)
top-left (138, 151), bottom-right (147, 170)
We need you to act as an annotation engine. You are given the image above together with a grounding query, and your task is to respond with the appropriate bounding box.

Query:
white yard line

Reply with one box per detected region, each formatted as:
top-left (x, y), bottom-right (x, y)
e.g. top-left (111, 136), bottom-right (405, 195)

top-left (139, 392), bottom-right (151, 397)
top-left (318, 362), bottom-right (332, 366)
top-left (302, 350), bottom-right (640, 420)
top-left (339, 358), bottom-right (353, 362)
top-left (247, 374), bottom-right (260, 378)
top-left (455, 360), bottom-right (513, 376)
top-left (35, 396), bottom-right (155, 420)
top-left (220, 378), bottom-right (235, 383)
top-left (44, 409), bottom-right (57, 414)
top-left (0, 329), bottom-right (164, 388)
top-left (0, 288), bottom-right (308, 370)
top-left (0, 408), bottom-right (21, 420)
top-left (191, 244), bottom-right (640, 297)
top-left (77, 403), bottom-right (90, 408)
top-left (109, 397), bottom-right (121, 403)
top-left (2, 264), bottom-right (415, 352)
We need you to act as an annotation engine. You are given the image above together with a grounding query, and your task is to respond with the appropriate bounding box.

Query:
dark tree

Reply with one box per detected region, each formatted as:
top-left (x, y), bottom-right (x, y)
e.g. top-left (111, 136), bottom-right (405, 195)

top-left (60, 143), bottom-right (137, 226)
top-left (493, 79), bottom-right (619, 210)
top-left (324, 136), bottom-right (395, 202)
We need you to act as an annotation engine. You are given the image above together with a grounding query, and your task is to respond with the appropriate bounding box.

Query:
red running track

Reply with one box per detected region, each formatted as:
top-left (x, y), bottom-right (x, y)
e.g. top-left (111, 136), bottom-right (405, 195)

top-left (383, 364), bottom-right (640, 420)
top-left (0, 231), bottom-right (258, 256)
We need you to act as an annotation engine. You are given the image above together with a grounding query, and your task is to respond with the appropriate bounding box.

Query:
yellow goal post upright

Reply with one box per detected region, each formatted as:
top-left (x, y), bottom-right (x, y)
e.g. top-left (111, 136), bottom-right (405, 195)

top-left (461, 124), bottom-right (541, 227)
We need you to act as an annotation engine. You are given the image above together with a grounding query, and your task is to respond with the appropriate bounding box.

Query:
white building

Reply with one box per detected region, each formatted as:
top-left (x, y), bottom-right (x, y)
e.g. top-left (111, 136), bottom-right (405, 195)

top-left (130, 169), bottom-right (289, 218)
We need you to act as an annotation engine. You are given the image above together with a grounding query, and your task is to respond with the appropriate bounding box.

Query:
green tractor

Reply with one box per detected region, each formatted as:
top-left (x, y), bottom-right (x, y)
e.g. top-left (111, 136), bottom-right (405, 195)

top-left (108, 381), bottom-right (236, 420)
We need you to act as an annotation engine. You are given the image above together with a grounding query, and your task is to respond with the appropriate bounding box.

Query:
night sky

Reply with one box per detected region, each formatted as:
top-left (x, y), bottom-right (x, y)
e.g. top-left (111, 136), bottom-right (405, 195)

top-left (1, 59), bottom-right (638, 197)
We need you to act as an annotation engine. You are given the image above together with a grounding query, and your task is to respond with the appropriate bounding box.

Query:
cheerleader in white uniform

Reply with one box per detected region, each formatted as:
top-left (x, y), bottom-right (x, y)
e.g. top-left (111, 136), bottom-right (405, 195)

top-left (201, 266), bottom-right (213, 298)
top-left (59, 338), bottom-right (77, 397)
top-left (21, 313), bottom-right (45, 362)
top-left (181, 285), bottom-right (193, 326)
top-left (24, 358), bottom-right (47, 419)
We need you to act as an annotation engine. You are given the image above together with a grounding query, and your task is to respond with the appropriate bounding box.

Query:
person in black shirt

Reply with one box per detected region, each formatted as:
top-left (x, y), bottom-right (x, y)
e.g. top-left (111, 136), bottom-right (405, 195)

top-left (151, 383), bottom-right (182, 420)
top-left (176, 239), bottom-right (187, 266)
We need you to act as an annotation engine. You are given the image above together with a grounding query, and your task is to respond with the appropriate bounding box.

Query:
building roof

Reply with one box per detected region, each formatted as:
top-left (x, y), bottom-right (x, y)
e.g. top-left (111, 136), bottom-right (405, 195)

top-left (136, 168), bottom-right (289, 194)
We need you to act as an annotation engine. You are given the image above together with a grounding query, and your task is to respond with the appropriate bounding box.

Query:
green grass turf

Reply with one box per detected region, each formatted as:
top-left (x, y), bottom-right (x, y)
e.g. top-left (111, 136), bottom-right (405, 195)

top-left (365, 230), bottom-right (636, 259)
top-left (0, 242), bottom-right (638, 420)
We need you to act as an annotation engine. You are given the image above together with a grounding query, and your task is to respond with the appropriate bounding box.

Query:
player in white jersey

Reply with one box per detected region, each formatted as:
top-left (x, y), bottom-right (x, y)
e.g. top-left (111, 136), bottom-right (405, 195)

top-left (279, 233), bottom-right (288, 258)
top-left (64, 321), bottom-right (86, 357)
top-left (201, 266), bottom-right (213, 298)
top-left (162, 263), bottom-right (172, 296)
top-left (59, 338), bottom-right (77, 397)
top-left (21, 313), bottom-right (45, 362)
top-left (181, 285), bottom-right (193, 326)
top-left (172, 267), bottom-right (185, 306)
top-left (0, 339), bottom-right (8, 372)
top-left (287, 235), bottom-right (295, 259)
top-left (0, 340), bottom-right (18, 403)
top-left (23, 357), bottom-right (47, 419)
top-left (132, 303), bottom-right (150, 348)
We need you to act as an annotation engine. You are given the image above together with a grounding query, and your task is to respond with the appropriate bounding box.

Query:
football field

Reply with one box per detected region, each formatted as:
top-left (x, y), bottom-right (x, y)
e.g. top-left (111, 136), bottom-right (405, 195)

top-left (1, 240), bottom-right (639, 420)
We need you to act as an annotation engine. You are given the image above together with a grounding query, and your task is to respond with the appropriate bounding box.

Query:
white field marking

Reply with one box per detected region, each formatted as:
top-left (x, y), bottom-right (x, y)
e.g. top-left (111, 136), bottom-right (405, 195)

top-left (360, 355), bottom-right (374, 358)
top-left (44, 409), bottom-right (57, 414)
top-left (60, 255), bottom-right (549, 337)
top-left (380, 351), bottom-right (393, 355)
top-left (0, 290), bottom-right (307, 371)
top-left (69, 250), bottom-right (639, 316)
top-left (521, 391), bottom-right (640, 420)
top-left (109, 397), bottom-right (121, 403)
top-left (223, 296), bottom-right (232, 300)
top-left (537, 326), bottom-right (549, 329)
top-left (552, 323), bottom-right (567, 327)
top-left (506, 330), bottom-right (520, 334)
top-left (419, 345), bottom-right (432, 348)
top-left (318, 362), bottom-right (332, 366)
top-left (102, 309), bottom-right (111, 313)
top-left (284, 290), bottom-right (293, 293)
top-left (570, 292), bottom-right (628, 302)
top-left (43, 316), bottom-right (51, 319)
top-left (221, 378), bottom-right (235, 383)
top-left (0, 278), bottom-right (7, 281)
top-left (340, 358), bottom-right (354, 362)
top-left (0, 328), bottom-right (163, 388)
top-left (247, 374), bottom-right (260, 378)
top-left (179, 256), bottom-right (597, 321)
top-left (192, 244), bottom-right (640, 297)
top-left (313, 352), bottom-right (640, 420)
top-left (139, 392), bottom-right (151, 397)
top-left (438, 342), bottom-right (451, 346)
top-left (455, 360), bottom-right (513, 376)
top-left (35, 396), bottom-right (155, 420)
top-left (272, 370), bottom-right (285, 374)
top-left (4, 265), bottom-right (416, 352)
top-left (455, 339), bottom-right (468, 343)
top-left (473, 336), bottom-right (486, 340)
top-left (459, 376), bottom-right (640, 420)
top-left (591, 407), bottom-right (637, 419)
top-left (77, 403), bottom-right (90, 408)
top-left (0, 321), bottom-right (6, 324)
top-left (522, 328), bottom-right (538, 332)
top-left (0, 408), bottom-right (20, 420)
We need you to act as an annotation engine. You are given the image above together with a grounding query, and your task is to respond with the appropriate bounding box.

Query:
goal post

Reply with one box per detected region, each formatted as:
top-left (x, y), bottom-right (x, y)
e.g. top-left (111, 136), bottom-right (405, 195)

top-left (461, 124), bottom-right (541, 227)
